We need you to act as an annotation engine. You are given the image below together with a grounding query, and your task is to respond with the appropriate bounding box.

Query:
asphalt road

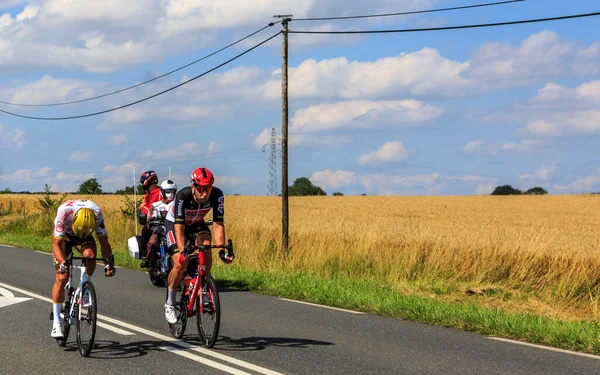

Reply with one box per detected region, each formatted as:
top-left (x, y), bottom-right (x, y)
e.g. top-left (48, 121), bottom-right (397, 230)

top-left (0, 244), bottom-right (599, 374)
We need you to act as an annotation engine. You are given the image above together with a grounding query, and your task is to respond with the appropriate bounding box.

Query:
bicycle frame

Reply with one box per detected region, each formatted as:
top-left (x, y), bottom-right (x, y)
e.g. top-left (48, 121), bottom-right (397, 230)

top-left (64, 260), bottom-right (89, 324)
top-left (184, 250), bottom-right (207, 317)
top-left (182, 240), bottom-right (233, 317)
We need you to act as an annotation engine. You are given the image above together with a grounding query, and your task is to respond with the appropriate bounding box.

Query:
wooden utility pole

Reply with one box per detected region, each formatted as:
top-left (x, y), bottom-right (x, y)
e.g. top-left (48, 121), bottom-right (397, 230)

top-left (275, 14), bottom-right (292, 257)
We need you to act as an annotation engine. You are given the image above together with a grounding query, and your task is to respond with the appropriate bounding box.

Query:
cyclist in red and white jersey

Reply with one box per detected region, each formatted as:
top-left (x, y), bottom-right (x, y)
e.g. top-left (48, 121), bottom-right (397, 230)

top-left (142, 179), bottom-right (177, 270)
top-left (50, 199), bottom-right (115, 338)
top-left (139, 170), bottom-right (161, 268)
top-left (163, 167), bottom-right (232, 323)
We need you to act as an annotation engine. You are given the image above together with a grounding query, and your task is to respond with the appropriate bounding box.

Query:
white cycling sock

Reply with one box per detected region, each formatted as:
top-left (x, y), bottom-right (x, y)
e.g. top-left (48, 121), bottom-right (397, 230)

top-left (166, 288), bottom-right (177, 306)
top-left (53, 303), bottom-right (62, 324)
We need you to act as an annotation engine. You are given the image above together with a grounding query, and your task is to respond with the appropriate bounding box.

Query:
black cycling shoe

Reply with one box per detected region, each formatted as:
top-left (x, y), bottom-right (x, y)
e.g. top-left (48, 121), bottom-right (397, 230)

top-left (140, 258), bottom-right (149, 268)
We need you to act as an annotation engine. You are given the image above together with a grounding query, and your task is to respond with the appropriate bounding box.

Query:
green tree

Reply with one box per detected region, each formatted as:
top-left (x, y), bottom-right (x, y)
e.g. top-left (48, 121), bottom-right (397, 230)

top-left (525, 187), bottom-right (548, 195)
top-left (491, 185), bottom-right (523, 195)
top-left (78, 178), bottom-right (103, 194)
top-left (0, 188), bottom-right (12, 194)
top-left (115, 184), bottom-right (145, 195)
top-left (332, 192), bottom-right (344, 196)
top-left (288, 177), bottom-right (326, 196)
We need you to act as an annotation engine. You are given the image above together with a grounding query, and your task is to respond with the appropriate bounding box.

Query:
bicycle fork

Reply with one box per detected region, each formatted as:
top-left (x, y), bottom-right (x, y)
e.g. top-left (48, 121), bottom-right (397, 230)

top-left (65, 267), bottom-right (85, 325)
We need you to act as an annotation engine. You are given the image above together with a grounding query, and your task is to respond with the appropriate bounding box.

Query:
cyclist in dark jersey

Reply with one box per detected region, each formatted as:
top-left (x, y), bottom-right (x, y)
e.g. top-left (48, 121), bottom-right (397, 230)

top-left (163, 167), bottom-right (232, 324)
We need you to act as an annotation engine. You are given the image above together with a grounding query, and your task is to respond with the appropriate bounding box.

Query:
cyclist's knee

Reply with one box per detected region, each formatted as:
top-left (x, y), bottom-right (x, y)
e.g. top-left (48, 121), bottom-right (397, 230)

top-left (80, 245), bottom-right (96, 259)
top-left (55, 271), bottom-right (68, 283)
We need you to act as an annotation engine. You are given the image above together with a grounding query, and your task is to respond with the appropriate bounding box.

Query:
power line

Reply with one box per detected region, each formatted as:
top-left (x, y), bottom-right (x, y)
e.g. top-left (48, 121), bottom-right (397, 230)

top-left (294, 0), bottom-right (524, 21)
top-left (289, 11), bottom-right (600, 34)
top-left (0, 31), bottom-right (281, 121)
top-left (0, 22), bottom-right (280, 107)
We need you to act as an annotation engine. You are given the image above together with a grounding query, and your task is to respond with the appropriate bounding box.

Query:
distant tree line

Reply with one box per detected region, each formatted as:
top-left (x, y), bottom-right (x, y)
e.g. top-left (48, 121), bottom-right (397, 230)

top-left (491, 185), bottom-right (548, 195)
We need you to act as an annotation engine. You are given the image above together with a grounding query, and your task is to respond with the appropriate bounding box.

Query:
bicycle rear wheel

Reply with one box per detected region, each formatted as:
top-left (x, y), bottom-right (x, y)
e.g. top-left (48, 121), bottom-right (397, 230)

top-left (56, 286), bottom-right (72, 347)
top-left (196, 275), bottom-right (220, 347)
top-left (76, 281), bottom-right (97, 357)
top-left (167, 281), bottom-right (187, 338)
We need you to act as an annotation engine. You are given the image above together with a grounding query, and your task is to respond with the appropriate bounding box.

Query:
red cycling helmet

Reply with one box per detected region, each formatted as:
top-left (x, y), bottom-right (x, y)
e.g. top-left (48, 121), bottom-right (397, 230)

top-left (190, 167), bottom-right (214, 187)
top-left (140, 170), bottom-right (158, 190)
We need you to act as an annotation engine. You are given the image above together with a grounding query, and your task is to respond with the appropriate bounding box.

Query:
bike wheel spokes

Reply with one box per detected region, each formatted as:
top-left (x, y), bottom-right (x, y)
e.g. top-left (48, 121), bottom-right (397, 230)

top-left (76, 281), bottom-right (97, 357)
top-left (167, 282), bottom-right (187, 339)
top-left (196, 275), bottom-right (220, 348)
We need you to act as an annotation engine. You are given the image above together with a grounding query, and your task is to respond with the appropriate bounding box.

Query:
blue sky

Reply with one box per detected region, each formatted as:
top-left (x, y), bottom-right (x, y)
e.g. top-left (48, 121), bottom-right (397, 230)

top-left (1, 0), bottom-right (599, 195)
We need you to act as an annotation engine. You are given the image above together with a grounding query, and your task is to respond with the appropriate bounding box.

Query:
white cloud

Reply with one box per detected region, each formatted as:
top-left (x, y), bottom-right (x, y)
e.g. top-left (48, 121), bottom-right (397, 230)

top-left (253, 128), bottom-right (273, 148)
top-left (207, 141), bottom-right (221, 155)
top-left (358, 141), bottom-right (407, 165)
top-left (33, 167), bottom-right (53, 177)
top-left (16, 4), bottom-right (39, 21)
top-left (261, 49), bottom-right (471, 100)
top-left (489, 80), bottom-right (600, 138)
top-left (98, 104), bottom-right (224, 129)
top-left (554, 171), bottom-right (600, 194)
top-left (0, 0), bottom-right (440, 73)
top-left (520, 162), bottom-right (557, 181)
top-left (109, 135), bottom-right (127, 146)
top-left (215, 176), bottom-right (251, 190)
top-left (310, 169), bottom-right (356, 189)
top-left (474, 183), bottom-right (496, 195)
top-left (142, 142), bottom-right (201, 160)
top-left (0, 123), bottom-right (26, 149)
top-left (463, 140), bottom-right (484, 154)
top-left (291, 100), bottom-right (443, 133)
top-left (2, 75), bottom-right (99, 106)
top-left (463, 139), bottom-right (549, 154)
top-left (466, 31), bottom-right (600, 86)
top-left (357, 172), bottom-right (492, 195)
top-left (68, 151), bottom-right (91, 163)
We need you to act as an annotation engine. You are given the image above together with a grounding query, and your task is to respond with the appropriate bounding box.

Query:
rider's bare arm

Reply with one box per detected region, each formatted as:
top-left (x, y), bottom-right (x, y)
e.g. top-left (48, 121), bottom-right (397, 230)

top-left (213, 221), bottom-right (225, 246)
top-left (52, 237), bottom-right (65, 264)
top-left (175, 223), bottom-right (186, 253)
top-left (97, 234), bottom-right (113, 259)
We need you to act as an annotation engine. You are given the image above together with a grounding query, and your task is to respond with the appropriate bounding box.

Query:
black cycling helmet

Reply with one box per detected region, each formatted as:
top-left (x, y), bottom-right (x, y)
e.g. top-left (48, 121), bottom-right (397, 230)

top-left (140, 170), bottom-right (158, 190)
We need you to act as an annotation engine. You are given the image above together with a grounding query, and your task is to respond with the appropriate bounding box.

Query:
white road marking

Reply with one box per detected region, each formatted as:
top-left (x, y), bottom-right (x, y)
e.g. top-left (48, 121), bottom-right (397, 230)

top-left (0, 286), bottom-right (32, 308)
top-left (278, 297), bottom-right (365, 314)
top-left (488, 337), bottom-right (600, 360)
top-left (160, 346), bottom-right (253, 375)
top-left (97, 321), bottom-right (135, 336)
top-left (1, 244), bottom-right (16, 248)
top-left (101, 315), bottom-right (286, 375)
top-left (0, 282), bottom-right (285, 375)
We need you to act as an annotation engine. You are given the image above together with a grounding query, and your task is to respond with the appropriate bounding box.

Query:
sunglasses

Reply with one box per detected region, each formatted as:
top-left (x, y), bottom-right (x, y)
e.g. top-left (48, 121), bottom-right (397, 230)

top-left (193, 184), bottom-right (212, 193)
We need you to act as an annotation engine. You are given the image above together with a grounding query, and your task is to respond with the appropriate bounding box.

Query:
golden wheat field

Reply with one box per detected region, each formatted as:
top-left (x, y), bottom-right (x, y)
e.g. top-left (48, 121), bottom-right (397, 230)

top-left (2, 193), bottom-right (600, 320)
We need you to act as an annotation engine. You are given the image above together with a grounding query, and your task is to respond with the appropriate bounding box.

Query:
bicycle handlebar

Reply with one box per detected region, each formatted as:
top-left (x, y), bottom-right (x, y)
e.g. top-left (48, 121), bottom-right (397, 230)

top-left (183, 239), bottom-right (235, 263)
top-left (64, 252), bottom-right (115, 266)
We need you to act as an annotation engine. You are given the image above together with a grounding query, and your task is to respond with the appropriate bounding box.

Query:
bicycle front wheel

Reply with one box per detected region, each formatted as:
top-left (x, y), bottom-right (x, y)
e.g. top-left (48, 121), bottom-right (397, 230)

top-left (76, 281), bottom-right (97, 357)
top-left (167, 280), bottom-right (187, 338)
top-left (196, 275), bottom-right (220, 347)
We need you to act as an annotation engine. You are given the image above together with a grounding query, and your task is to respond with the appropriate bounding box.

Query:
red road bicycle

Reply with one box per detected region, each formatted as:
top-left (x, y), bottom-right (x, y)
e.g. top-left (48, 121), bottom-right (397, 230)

top-left (167, 238), bottom-right (234, 347)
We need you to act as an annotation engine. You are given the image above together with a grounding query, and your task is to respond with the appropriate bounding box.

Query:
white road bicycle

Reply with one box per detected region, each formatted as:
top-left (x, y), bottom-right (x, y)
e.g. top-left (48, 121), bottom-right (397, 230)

top-left (49, 252), bottom-right (112, 357)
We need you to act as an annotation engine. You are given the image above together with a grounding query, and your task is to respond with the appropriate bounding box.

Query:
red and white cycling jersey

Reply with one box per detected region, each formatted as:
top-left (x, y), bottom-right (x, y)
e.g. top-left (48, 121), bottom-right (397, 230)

top-left (53, 199), bottom-right (107, 238)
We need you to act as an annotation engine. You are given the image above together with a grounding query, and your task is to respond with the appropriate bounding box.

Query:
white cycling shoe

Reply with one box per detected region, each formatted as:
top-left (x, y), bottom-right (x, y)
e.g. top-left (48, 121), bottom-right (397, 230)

top-left (164, 304), bottom-right (178, 324)
top-left (51, 322), bottom-right (64, 339)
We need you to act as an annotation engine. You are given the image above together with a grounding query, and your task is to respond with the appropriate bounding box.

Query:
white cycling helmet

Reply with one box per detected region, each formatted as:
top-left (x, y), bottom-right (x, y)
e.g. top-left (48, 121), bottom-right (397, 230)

top-left (159, 179), bottom-right (178, 201)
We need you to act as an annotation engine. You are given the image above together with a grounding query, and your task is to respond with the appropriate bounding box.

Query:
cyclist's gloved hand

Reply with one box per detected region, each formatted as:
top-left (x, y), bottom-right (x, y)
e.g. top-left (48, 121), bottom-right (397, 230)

top-left (58, 261), bottom-right (68, 274)
top-left (219, 249), bottom-right (234, 264)
top-left (104, 254), bottom-right (115, 277)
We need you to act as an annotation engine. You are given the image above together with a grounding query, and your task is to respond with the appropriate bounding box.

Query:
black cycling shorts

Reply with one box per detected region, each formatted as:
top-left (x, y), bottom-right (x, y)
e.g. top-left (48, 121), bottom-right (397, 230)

top-left (164, 220), bottom-right (211, 253)
top-left (52, 234), bottom-right (95, 270)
